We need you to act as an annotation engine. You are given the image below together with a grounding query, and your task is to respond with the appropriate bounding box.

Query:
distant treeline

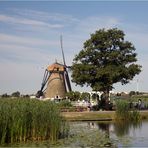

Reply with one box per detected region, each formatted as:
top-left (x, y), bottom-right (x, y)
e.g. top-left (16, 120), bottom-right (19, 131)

top-left (0, 91), bottom-right (32, 98)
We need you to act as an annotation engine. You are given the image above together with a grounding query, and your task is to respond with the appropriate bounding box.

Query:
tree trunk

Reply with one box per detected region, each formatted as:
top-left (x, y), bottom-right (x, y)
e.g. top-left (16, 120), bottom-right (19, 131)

top-left (104, 88), bottom-right (110, 101)
top-left (104, 88), bottom-right (110, 110)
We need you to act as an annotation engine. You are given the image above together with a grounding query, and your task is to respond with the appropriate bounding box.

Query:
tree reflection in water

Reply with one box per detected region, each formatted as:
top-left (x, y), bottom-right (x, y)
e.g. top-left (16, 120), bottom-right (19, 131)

top-left (97, 120), bottom-right (142, 137)
top-left (97, 122), bottom-right (110, 138)
top-left (113, 120), bottom-right (142, 137)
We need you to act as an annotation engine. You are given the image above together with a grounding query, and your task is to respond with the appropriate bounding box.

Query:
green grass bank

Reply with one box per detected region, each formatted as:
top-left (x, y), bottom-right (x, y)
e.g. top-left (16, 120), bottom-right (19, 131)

top-left (61, 110), bottom-right (148, 121)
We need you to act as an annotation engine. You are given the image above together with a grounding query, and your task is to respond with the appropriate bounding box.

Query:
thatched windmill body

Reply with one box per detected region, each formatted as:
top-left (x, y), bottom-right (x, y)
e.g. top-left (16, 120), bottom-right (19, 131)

top-left (37, 36), bottom-right (72, 99)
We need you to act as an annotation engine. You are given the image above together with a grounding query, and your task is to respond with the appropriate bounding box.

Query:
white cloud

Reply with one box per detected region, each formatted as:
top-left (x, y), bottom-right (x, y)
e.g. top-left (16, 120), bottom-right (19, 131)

top-left (12, 8), bottom-right (79, 24)
top-left (0, 33), bottom-right (63, 65)
top-left (0, 14), bottom-right (63, 29)
top-left (0, 33), bottom-right (58, 47)
top-left (0, 8), bottom-right (80, 32)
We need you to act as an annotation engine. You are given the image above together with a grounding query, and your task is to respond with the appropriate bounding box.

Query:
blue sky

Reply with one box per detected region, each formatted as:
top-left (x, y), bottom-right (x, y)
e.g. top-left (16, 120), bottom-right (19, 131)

top-left (0, 1), bottom-right (148, 94)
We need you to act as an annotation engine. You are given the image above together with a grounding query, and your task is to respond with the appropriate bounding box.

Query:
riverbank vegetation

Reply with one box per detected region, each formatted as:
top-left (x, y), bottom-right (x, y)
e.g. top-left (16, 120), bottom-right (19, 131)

top-left (115, 99), bottom-right (141, 122)
top-left (0, 98), bottom-right (68, 145)
top-left (1, 97), bottom-right (148, 147)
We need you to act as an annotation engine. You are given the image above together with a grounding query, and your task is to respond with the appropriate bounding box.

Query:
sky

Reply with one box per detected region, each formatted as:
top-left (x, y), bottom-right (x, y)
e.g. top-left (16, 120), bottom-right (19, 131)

top-left (0, 1), bottom-right (148, 95)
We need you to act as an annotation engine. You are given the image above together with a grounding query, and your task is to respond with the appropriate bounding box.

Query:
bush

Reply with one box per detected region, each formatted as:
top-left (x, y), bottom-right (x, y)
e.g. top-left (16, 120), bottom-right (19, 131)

top-left (58, 100), bottom-right (72, 108)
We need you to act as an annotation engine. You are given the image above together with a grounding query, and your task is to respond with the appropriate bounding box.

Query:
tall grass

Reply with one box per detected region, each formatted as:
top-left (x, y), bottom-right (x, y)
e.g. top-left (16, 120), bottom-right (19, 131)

top-left (115, 99), bottom-right (141, 121)
top-left (0, 98), bottom-right (68, 145)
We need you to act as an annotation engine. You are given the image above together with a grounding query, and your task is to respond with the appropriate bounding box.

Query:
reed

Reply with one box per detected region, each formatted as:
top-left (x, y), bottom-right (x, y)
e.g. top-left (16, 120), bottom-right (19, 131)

top-left (115, 99), bottom-right (140, 121)
top-left (130, 109), bottom-right (141, 122)
top-left (115, 99), bottom-right (130, 120)
top-left (0, 98), bottom-right (68, 145)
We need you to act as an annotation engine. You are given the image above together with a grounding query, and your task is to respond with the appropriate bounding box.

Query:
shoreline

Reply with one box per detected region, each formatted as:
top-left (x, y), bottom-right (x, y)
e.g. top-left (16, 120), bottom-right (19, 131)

top-left (61, 110), bottom-right (148, 121)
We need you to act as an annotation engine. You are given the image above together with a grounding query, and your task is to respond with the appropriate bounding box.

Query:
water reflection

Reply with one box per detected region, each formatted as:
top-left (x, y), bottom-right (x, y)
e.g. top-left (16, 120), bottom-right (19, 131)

top-left (97, 122), bottom-right (110, 138)
top-left (87, 122), bottom-right (95, 128)
top-left (113, 120), bottom-right (142, 137)
top-left (95, 120), bottom-right (145, 147)
top-left (69, 121), bottom-right (147, 147)
top-left (96, 120), bottom-right (142, 138)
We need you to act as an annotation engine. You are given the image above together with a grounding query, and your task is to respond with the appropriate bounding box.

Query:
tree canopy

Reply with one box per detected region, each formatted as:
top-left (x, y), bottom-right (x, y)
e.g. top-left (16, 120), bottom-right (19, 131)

top-left (71, 28), bottom-right (141, 96)
top-left (11, 91), bottom-right (20, 98)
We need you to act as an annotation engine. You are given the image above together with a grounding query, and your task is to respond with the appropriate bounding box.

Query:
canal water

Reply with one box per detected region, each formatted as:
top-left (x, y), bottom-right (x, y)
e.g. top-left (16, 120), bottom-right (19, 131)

top-left (5, 120), bottom-right (148, 147)
top-left (68, 120), bottom-right (148, 147)
top-left (109, 120), bottom-right (148, 147)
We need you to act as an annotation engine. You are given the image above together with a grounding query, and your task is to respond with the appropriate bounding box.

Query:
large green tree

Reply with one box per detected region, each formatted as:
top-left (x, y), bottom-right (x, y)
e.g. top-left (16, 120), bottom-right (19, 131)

top-left (71, 28), bottom-right (141, 100)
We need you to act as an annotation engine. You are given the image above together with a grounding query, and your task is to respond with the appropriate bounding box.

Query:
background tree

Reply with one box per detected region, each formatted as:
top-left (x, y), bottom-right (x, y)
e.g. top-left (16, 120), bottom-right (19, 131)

top-left (66, 91), bottom-right (80, 101)
top-left (71, 28), bottom-right (141, 100)
top-left (1, 93), bottom-right (10, 98)
top-left (91, 93), bottom-right (99, 101)
top-left (80, 92), bottom-right (90, 101)
top-left (129, 91), bottom-right (136, 97)
top-left (11, 91), bottom-right (20, 98)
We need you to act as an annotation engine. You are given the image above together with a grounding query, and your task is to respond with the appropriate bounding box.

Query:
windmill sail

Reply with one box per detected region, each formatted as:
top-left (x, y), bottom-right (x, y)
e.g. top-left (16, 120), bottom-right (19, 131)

top-left (60, 35), bottom-right (66, 66)
top-left (60, 35), bottom-right (72, 91)
top-left (65, 70), bottom-right (72, 91)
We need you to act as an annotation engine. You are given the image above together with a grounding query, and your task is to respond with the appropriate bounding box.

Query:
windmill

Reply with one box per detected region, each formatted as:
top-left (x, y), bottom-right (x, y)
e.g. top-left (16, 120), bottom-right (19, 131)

top-left (36, 36), bottom-right (72, 99)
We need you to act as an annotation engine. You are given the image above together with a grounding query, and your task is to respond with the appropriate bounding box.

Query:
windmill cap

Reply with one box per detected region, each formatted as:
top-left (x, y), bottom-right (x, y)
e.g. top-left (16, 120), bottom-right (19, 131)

top-left (47, 62), bottom-right (66, 72)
